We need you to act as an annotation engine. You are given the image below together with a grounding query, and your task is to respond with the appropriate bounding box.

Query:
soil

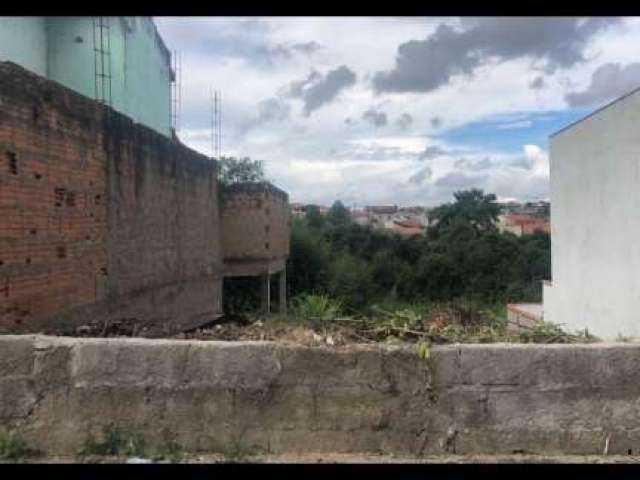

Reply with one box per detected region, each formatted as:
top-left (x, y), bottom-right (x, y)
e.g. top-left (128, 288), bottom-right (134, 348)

top-left (176, 320), bottom-right (374, 348)
top-left (9, 453), bottom-right (640, 464)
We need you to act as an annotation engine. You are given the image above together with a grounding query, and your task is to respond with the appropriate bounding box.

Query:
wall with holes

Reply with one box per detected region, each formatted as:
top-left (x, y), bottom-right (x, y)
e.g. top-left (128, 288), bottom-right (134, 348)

top-left (221, 183), bottom-right (291, 262)
top-left (0, 61), bottom-right (222, 334)
top-left (0, 61), bottom-right (108, 331)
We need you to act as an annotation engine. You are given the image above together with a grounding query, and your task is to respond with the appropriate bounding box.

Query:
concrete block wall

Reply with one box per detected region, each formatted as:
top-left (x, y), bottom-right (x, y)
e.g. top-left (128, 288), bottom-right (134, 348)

top-left (0, 62), bottom-right (223, 334)
top-left (2, 335), bottom-right (640, 457)
top-left (221, 182), bottom-right (291, 262)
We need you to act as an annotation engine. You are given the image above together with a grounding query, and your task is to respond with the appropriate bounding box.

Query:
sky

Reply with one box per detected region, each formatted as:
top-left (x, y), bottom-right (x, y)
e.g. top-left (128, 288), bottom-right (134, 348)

top-left (155, 17), bottom-right (640, 207)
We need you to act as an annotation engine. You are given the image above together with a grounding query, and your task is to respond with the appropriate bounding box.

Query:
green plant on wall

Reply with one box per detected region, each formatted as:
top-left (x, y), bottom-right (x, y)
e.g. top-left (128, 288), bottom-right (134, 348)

top-left (0, 429), bottom-right (40, 461)
top-left (77, 424), bottom-right (147, 459)
top-left (417, 341), bottom-right (431, 360)
top-left (77, 424), bottom-right (188, 463)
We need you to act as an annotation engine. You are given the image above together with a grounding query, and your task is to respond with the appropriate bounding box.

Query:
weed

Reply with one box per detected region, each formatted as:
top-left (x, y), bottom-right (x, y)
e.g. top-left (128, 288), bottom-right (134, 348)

top-left (77, 424), bottom-right (147, 459)
top-left (0, 429), bottom-right (40, 461)
top-left (220, 442), bottom-right (264, 463)
top-left (151, 431), bottom-right (186, 463)
top-left (290, 294), bottom-right (342, 324)
top-left (417, 341), bottom-right (430, 360)
top-left (518, 321), bottom-right (598, 344)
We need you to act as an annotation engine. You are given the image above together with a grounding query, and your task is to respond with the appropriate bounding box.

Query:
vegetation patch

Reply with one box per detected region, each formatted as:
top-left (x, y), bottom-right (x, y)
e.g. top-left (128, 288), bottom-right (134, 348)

top-left (77, 424), bottom-right (186, 463)
top-left (181, 298), bottom-right (597, 347)
top-left (0, 429), bottom-right (41, 461)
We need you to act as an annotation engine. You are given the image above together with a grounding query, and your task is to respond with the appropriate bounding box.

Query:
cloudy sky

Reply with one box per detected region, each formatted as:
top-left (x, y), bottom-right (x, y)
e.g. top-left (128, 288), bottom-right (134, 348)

top-left (155, 17), bottom-right (640, 207)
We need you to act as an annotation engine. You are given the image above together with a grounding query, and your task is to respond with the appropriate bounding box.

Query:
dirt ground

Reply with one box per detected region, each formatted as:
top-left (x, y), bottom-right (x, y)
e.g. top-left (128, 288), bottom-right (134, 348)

top-left (177, 321), bottom-right (366, 346)
top-left (68, 308), bottom-right (596, 347)
top-left (10, 453), bottom-right (640, 464)
top-left (72, 317), bottom-right (379, 347)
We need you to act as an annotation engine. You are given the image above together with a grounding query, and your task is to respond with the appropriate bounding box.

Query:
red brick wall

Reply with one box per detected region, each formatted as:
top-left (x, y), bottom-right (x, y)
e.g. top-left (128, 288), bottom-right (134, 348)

top-left (0, 63), bottom-right (108, 331)
top-left (221, 183), bottom-right (291, 262)
top-left (0, 62), bottom-right (222, 334)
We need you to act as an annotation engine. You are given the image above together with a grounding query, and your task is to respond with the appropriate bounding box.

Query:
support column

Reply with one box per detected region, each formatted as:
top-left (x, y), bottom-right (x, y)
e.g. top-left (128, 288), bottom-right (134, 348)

top-left (261, 272), bottom-right (271, 314)
top-left (279, 267), bottom-right (287, 315)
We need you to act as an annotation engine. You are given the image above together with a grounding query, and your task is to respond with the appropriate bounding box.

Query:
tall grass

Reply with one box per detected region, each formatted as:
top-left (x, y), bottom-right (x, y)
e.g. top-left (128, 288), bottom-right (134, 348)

top-left (289, 294), bottom-right (342, 322)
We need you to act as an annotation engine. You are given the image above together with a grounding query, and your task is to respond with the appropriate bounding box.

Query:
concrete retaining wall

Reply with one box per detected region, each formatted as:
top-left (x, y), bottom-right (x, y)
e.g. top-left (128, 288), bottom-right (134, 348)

top-left (1, 335), bottom-right (639, 457)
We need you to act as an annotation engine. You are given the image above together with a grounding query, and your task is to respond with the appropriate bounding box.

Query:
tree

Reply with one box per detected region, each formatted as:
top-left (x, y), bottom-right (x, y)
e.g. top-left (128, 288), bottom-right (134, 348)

top-left (326, 200), bottom-right (352, 228)
top-left (218, 156), bottom-right (265, 186)
top-left (327, 252), bottom-right (375, 311)
top-left (287, 218), bottom-right (330, 295)
top-left (429, 189), bottom-right (502, 235)
top-left (305, 205), bottom-right (325, 230)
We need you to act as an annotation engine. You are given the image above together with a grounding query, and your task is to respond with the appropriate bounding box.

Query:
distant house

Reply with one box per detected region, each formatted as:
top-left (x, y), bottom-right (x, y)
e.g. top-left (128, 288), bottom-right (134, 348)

top-left (356, 205), bottom-right (430, 234)
top-left (499, 201), bottom-right (550, 219)
top-left (350, 209), bottom-right (369, 226)
top-left (290, 203), bottom-right (330, 219)
top-left (290, 203), bottom-right (307, 219)
top-left (365, 205), bottom-right (399, 229)
top-left (497, 214), bottom-right (550, 237)
top-left (398, 207), bottom-right (429, 227)
top-left (389, 218), bottom-right (426, 237)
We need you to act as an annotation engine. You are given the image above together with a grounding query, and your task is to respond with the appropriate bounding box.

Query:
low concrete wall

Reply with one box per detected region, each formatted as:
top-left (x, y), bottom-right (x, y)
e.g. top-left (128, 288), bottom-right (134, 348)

top-left (1, 335), bottom-right (639, 457)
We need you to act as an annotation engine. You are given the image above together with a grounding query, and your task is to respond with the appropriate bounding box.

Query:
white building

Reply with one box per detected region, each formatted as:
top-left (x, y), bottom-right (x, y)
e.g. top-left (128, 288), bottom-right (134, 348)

top-left (543, 87), bottom-right (640, 340)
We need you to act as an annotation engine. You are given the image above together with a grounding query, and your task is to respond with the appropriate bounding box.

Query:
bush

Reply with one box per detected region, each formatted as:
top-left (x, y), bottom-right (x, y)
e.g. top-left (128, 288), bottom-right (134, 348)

top-left (290, 294), bottom-right (342, 323)
top-left (77, 424), bottom-right (146, 458)
top-left (327, 252), bottom-right (375, 311)
top-left (287, 218), bottom-right (331, 296)
top-left (238, 189), bottom-right (552, 326)
top-left (0, 430), bottom-right (40, 460)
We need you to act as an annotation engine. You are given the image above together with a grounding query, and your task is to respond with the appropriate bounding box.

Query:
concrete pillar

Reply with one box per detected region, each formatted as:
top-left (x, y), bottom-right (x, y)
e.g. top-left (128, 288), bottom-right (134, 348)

top-left (279, 267), bottom-right (287, 315)
top-left (261, 272), bottom-right (271, 314)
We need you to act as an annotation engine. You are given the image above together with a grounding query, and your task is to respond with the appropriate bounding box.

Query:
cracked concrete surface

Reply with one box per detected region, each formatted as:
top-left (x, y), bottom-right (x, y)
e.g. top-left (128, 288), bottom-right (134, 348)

top-left (2, 335), bottom-right (640, 458)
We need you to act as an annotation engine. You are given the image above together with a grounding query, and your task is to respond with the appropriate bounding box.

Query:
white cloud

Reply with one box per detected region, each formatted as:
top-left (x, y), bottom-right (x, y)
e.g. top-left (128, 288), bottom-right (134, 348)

top-left (153, 17), bottom-right (634, 206)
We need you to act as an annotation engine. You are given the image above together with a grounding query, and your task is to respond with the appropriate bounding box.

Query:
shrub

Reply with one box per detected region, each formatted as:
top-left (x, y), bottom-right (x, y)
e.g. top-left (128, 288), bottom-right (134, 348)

top-left (0, 430), bottom-right (40, 461)
top-left (290, 294), bottom-right (342, 323)
top-left (77, 424), bottom-right (146, 458)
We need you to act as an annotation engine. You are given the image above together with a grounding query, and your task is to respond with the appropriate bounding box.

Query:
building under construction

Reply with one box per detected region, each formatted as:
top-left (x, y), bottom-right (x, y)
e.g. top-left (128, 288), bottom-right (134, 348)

top-left (0, 17), bottom-right (291, 335)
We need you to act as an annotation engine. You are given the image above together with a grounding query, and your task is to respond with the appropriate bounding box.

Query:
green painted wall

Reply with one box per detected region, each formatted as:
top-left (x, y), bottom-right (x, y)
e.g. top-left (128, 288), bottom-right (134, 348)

top-left (123, 18), bottom-right (173, 137)
top-left (0, 16), bottom-right (172, 137)
top-left (0, 17), bottom-right (47, 76)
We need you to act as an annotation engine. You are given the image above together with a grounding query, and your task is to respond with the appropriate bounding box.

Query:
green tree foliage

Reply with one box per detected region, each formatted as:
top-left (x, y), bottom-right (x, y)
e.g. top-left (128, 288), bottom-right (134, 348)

top-left (327, 252), bottom-right (375, 310)
top-left (284, 190), bottom-right (550, 312)
top-left (304, 205), bottom-right (325, 230)
top-left (287, 218), bottom-right (330, 294)
top-left (218, 156), bottom-right (265, 186)
top-left (429, 188), bottom-right (502, 235)
top-left (326, 200), bottom-right (351, 228)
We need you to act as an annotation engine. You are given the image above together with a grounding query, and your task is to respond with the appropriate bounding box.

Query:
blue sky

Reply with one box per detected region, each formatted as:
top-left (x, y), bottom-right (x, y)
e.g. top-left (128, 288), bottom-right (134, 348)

top-left (155, 17), bottom-right (640, 206)
top-left (439, 110), bottom-right (589, 154)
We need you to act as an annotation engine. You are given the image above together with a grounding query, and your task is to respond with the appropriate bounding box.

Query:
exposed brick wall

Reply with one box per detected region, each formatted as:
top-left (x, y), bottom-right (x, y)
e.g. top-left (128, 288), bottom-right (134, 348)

top-left (102, 109), bottom-right (223, 333)
top-left (0, 62), bottom-right (222, 334)
top-left (221, 182), bottom-right (291, 262)
top-left (0, 62), bottom-right (108, 331)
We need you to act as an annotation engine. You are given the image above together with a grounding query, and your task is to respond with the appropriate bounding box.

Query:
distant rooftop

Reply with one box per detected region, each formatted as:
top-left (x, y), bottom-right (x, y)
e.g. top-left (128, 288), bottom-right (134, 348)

top-left (366, 205), bottom-right (398, 214)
